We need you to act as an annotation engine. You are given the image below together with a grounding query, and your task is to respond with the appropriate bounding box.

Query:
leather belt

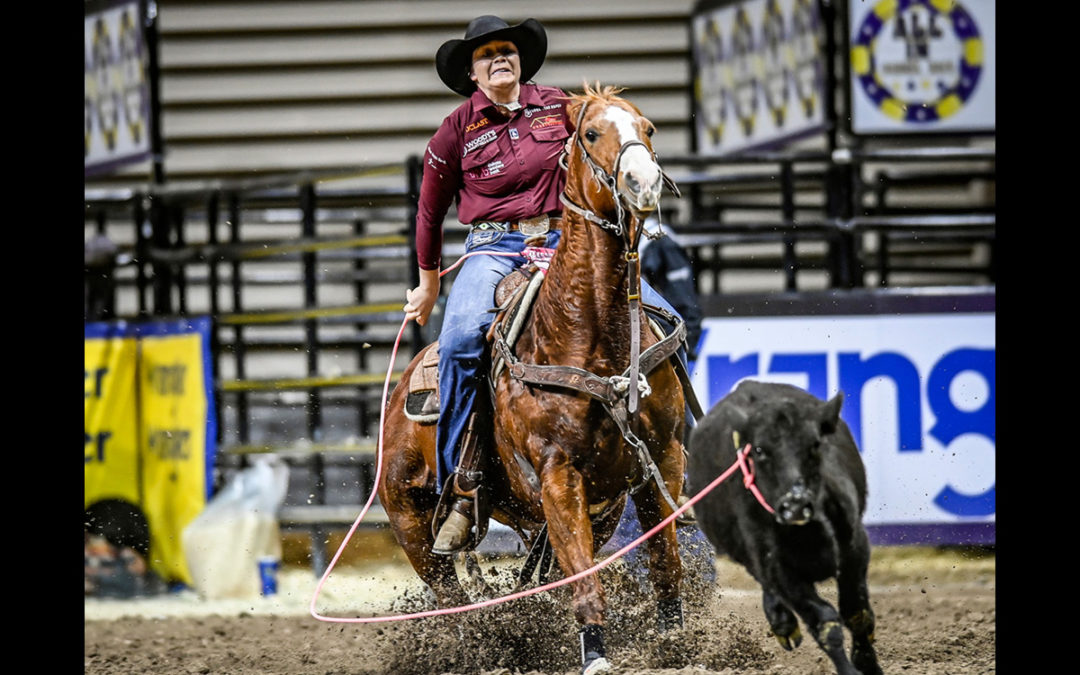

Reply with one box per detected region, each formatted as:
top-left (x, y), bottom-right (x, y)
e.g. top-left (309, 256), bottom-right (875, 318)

top-left (472, 214), bottom-right (562, 236)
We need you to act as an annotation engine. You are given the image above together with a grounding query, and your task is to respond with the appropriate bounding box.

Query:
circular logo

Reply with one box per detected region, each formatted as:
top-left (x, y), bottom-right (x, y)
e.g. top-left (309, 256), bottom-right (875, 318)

top-left (851, 0), bottom-right (984, 124)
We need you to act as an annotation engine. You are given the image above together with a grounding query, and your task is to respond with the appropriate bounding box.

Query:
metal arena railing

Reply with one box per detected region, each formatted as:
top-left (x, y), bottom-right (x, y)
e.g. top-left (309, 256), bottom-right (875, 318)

top-left (85, 146), bottom-right (994, 572)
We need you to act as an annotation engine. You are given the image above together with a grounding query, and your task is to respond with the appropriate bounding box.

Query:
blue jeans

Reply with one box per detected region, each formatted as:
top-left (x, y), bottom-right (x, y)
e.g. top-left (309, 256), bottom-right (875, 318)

top-left (435, 227), bottom-right (688, 493)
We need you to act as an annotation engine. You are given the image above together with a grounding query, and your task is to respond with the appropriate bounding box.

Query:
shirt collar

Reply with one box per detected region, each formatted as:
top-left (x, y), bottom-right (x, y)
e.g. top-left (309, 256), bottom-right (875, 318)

top-left (470, 83), bottom-right (540, 115)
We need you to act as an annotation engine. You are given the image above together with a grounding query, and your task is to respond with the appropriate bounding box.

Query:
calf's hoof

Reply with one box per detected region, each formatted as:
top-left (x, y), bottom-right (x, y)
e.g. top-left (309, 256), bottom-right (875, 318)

top-left (773, 625), bottom-right (803, 650)
top-left (852, 647), bottom-right (883, 675)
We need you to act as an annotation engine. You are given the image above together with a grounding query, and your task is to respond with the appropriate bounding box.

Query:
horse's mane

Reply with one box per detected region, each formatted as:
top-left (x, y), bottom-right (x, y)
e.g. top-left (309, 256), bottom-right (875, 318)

top-left (568, 81), bottom-right (625, 108)
top-left (566, 82), bottom-right (639, 123)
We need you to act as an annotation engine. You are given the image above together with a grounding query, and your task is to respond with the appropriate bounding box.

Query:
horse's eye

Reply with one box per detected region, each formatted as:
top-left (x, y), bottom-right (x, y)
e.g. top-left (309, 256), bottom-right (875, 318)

top-left (646, 126), bottom-right (655, 137)
top-left (584, 130), bottom-right (599, 143)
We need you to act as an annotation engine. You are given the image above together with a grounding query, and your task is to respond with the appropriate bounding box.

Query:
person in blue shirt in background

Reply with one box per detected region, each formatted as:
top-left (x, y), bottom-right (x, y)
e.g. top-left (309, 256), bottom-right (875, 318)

top-left (640, 214), bottom-right (704, 365)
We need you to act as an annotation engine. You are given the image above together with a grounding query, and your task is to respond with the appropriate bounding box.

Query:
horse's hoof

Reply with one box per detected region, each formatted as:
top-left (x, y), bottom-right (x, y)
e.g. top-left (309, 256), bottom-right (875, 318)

top-left (581, 656), bottom-right (611, 675)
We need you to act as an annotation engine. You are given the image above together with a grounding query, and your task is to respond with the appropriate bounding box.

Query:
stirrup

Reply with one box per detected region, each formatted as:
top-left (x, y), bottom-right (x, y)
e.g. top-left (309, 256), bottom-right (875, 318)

top-left (432, 497), bottom-right (475, 556)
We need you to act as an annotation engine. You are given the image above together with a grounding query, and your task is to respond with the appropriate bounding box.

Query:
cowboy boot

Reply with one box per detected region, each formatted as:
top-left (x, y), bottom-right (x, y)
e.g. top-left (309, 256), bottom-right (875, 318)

top-left (432, 412), bottom-right (486, 555)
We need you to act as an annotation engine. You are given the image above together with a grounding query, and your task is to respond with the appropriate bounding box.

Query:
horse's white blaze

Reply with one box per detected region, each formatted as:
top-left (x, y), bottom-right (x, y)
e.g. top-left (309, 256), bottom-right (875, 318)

top-left (604, 106), bottom-right (661, 209)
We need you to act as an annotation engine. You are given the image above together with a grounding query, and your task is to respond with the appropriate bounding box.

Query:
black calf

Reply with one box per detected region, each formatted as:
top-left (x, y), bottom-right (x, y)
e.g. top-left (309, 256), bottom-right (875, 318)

top-left (686, 380), bottom-right (882, 675)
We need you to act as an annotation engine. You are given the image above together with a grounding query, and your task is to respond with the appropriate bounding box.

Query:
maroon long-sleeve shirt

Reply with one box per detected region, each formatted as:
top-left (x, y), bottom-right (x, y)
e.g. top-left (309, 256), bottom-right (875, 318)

top-left (415, 83), bottom-right (572, 270)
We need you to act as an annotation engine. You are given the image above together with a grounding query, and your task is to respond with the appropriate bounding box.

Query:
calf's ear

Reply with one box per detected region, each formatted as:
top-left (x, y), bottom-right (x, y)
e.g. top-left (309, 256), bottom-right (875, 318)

top-left (725, 403), bottom-right (751, 439)
top-left (820, 392), bottom-right (844, 435)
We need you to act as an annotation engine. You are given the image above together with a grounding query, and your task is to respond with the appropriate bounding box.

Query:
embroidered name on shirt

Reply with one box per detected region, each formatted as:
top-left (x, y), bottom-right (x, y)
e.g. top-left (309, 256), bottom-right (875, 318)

top-left (463, 130), bottom-right (497, 156)
top-left (530, 115), bottom-right (562, 129)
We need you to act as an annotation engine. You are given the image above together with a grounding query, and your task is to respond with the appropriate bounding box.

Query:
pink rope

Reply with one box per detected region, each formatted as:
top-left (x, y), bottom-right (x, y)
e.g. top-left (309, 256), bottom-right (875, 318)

top-left (308, 249), bottom-right (524, 623)
top-left (307, 249), bottom-right (747, 624)
top-left (735, 447), bottom-right (775, 514)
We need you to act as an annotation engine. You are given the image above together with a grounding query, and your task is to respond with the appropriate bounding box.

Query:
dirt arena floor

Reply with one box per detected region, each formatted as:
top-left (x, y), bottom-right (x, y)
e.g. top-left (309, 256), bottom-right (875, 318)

top-left (84, 529), bottom-right (996, 674)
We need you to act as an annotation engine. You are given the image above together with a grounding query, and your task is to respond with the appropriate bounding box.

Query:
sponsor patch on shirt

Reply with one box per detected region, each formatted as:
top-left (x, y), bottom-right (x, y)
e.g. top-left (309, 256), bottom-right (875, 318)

top-left (463, 129), bottom-right (497, 156)
top-left (480, 160), bottom-right (505, 177)
top-left (465, 118), bottom-right (490, 133)
top-left (530, 115), bottom-right (562, 129)
top-left (509, 128), bottom-right (519, 140)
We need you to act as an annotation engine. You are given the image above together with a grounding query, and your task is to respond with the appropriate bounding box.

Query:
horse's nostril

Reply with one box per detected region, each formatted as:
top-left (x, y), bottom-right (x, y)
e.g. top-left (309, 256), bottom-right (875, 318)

top-left (625, 174), bottom-right (640, 192)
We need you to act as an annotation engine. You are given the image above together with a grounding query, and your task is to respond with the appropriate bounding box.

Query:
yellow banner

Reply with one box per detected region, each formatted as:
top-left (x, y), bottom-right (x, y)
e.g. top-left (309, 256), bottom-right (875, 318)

top-left (139, 331), bottom-right (211, 586)
top-left (84, 328), bottom-right (140, 507)
top-left (84, 318), bottom-right (217, 587)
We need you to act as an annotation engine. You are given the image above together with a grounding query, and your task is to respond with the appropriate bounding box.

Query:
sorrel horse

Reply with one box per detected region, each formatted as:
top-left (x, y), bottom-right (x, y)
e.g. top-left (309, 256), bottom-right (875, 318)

top-left (377, 84), bottom-right (692, 674)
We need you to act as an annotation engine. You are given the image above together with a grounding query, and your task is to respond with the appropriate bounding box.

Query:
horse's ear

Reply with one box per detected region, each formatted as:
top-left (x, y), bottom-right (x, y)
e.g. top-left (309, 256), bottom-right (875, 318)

top-left (565, 94), bottom-right (583, 132)
top-left (725, 403), bottom-right (751, 436)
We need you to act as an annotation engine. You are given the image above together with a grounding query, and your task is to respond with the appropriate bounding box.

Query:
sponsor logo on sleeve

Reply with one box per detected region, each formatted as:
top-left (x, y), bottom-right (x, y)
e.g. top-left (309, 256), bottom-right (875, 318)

top-left (426, 145), bottom-right (447, 166)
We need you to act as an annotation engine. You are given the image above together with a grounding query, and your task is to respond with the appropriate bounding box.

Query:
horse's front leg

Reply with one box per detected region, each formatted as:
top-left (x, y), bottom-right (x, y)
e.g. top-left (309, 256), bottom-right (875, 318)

top-left (630, 441), bottom-right (685, 631)
top-left (538, 455), bottom-right (611, 674)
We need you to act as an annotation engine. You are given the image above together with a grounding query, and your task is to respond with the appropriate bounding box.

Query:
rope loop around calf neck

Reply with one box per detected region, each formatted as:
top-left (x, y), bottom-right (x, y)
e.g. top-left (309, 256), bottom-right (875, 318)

top-left (734, 442), bottom-right (775, 514)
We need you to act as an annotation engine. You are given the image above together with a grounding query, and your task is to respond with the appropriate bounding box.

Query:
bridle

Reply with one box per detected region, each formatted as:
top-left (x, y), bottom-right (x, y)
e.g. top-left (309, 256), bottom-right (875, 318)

top-left (558, 99), bottom-right (681, 248)
top-left (512, 96), bottom-right (700, 517)
top-left (491, 94), bottom-right (706, 524)
top-left (556, 99), bottom-right (690, 417)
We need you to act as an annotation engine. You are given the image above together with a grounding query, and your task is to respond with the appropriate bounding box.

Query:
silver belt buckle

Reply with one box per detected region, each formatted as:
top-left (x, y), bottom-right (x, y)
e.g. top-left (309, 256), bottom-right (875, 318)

top-left (518, 215), bottom-right (550, 236)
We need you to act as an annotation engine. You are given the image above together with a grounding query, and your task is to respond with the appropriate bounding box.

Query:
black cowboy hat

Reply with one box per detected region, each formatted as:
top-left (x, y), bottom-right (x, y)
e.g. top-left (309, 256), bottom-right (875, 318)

top-left (436, 16), bottom-right (548, 97)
